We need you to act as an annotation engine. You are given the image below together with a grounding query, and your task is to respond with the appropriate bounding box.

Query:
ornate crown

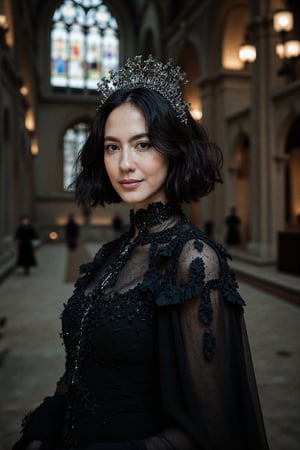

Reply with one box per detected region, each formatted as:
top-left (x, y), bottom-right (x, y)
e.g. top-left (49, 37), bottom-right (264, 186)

top-left (97, 55), bottom-right (190, 124)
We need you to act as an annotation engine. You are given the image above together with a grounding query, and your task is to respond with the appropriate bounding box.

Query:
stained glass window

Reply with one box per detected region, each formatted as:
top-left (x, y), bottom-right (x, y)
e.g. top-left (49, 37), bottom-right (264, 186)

top-left (51, 0), bottom-right (119, 90)
top-left (63, 122), bottom-right (90, 191)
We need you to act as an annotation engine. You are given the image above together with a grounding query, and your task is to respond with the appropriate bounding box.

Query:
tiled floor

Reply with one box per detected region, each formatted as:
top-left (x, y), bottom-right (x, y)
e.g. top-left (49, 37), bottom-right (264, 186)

top-left (0, 243), bottom-right (299, 450)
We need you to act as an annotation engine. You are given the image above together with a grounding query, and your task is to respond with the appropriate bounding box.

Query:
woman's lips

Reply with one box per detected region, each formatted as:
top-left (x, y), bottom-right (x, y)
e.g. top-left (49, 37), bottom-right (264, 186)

top-left (119, 179), bottom-right (142, 189)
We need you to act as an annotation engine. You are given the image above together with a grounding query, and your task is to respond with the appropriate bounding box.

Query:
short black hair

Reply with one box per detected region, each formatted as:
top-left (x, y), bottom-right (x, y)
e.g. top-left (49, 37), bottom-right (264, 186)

top-left (74, 87), bottom-right (223, 207)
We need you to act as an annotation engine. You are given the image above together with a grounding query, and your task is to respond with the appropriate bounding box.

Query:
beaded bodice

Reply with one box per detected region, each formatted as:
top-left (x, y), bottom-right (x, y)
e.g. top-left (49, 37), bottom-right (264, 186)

top-left (60, 202), bottom-right (244, 448)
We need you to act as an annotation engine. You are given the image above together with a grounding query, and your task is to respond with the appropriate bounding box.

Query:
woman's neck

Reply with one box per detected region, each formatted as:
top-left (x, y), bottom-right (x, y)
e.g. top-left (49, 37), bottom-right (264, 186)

top-left (129, 201), bottom-right (183, 238)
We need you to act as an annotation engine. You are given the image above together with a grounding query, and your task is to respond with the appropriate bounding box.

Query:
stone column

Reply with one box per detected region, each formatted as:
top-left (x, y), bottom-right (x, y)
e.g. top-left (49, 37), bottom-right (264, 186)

top-left (247, 1), bottom-right (275, 260)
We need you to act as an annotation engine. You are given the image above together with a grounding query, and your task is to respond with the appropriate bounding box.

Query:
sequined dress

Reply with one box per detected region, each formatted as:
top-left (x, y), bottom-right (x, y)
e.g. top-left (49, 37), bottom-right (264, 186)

top-left (13, 202), bottom-right (269, 450)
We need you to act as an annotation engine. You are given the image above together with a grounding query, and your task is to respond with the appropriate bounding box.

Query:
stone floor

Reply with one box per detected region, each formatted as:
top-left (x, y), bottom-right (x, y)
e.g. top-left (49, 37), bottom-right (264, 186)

top-left (0, 242), bottom-right (299, 450)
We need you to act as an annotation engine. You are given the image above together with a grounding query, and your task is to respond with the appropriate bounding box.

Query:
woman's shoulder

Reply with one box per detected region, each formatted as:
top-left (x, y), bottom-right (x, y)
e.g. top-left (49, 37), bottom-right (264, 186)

top-left (155, 220), bottom-right (245, 308)
top-left (173, 220), bottom-right (231, 268)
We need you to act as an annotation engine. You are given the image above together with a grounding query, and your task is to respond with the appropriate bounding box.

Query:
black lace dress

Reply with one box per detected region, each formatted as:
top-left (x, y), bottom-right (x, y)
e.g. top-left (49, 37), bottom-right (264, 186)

top-left (13, 202), bottom-right (269, 450)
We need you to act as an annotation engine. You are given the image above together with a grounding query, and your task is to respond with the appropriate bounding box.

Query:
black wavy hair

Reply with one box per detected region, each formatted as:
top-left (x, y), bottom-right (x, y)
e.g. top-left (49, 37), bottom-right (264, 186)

top-left (74, 87), bottom-right (223, 207)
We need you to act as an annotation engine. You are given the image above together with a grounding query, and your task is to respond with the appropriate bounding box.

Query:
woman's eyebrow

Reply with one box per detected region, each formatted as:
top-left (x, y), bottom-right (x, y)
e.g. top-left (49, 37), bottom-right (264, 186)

top-left (104, 133), bottom-right (150, 142)
top-left (104, 136), bottom-right (118, 142)
top-left (129, 133), bottom-right (149, 142)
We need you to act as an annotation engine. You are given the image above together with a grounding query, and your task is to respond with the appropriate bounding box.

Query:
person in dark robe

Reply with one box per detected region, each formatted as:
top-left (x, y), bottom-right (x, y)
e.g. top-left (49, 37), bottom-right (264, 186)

top-left (14, 215), bottom-right (39, 275)
top-left (64, 214), bottom-right (80, 250)
top-left (225, 206), bottom-right (242, 245)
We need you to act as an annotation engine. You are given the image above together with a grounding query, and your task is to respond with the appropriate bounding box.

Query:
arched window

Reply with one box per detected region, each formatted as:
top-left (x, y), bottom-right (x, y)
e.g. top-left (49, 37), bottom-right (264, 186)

top-left (63, 122), bottom-right (90, 191)
top-left (51, 0), bottom-right (119, 90)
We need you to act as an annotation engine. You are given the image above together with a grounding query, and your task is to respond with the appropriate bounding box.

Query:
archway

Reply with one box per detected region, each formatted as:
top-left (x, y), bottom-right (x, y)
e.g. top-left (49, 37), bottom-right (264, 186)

top-left (222, 5), bottom-right (249, 70)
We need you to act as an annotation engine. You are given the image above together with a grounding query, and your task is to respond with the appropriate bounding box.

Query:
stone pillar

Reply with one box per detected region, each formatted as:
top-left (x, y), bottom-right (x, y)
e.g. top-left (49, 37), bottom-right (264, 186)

top-left (247, 1), bottom-right (276, 260)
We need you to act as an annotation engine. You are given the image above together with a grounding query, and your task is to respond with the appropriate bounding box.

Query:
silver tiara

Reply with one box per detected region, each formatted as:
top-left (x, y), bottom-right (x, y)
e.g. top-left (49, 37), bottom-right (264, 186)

top-left (97, 55), bottom-right (190, 124)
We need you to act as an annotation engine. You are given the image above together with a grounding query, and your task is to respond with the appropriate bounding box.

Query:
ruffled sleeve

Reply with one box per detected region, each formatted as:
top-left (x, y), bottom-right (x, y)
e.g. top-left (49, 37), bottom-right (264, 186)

top-left (142, 238), bottom-right (269, 450)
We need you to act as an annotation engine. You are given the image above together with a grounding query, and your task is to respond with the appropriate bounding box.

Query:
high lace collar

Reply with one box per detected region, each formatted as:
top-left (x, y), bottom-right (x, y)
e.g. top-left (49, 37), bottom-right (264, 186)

top-left (129, 202), bottom-right (183, 234)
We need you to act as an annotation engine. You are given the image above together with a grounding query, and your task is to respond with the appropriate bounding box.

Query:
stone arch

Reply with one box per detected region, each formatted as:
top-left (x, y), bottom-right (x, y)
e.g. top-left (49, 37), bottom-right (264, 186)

top-left (222, 4), bottom-right (250, 70)
top-left (207, 1), bottom-right (250, 74)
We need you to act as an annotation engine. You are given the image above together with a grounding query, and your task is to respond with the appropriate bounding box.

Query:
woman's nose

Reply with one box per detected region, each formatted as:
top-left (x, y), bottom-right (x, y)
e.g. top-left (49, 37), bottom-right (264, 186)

top-left (119, 148), bottom-right (135, 171)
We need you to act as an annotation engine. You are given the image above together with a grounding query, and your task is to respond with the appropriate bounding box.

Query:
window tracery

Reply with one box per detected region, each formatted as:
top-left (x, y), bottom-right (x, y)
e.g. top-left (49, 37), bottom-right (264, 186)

top-left (51, 0), bottom-right (119, 90)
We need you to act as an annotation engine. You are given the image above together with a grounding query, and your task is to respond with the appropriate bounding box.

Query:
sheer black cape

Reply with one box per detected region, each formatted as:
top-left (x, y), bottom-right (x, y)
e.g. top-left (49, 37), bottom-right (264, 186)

top-left (13, 202), bottom-right (269, 450)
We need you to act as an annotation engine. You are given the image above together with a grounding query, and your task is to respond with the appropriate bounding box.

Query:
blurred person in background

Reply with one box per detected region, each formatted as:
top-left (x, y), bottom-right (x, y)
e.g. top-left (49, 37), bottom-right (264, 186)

top-left (14, 215), bottom-right (39, 276)
top-left (64, 213), bottom-right (80, 251)
top-left (225, 206), bottom-right (241, 246)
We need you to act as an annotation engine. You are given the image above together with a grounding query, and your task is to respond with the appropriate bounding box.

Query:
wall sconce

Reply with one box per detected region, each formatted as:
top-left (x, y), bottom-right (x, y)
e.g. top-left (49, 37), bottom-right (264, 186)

top-left (239, 26), bottom-right (256, 66)
top-left (239, 9), bottom-right (300, 76)
top-left (190, 108), bottom-right (203, 121)
top-left (25, 109), bottom-right (35, 132)
top-left (239, 42), bottom-right (256, 65)
top-left (31, 136), bottom-right (39, 156)
top-left (0, 14), bottom-right (8, 28)
top-left (273, 9), bottom-right (300, 77)
top-left (0, 14), bottom-right (8, 48)
top-left (20, 85), bottom-right (29, 96)
top-left (273, 10), bottom-right (293, 35)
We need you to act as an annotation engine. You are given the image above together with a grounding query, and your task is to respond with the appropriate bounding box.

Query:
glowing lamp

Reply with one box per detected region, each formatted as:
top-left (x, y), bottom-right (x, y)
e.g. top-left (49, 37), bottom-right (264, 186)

top-left (273, 10), bottom-right (293, 33)
top-left (239, 43), bottom-right (256, 64)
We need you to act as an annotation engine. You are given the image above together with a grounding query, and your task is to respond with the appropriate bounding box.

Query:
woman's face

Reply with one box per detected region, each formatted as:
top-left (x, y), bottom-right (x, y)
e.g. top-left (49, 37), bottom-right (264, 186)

top-left (104, 102), bottom-right (168, 211)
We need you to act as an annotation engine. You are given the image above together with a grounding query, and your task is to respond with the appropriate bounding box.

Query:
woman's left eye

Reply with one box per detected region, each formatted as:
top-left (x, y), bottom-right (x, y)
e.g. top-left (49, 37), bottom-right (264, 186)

top-left (137, 142), bottom-right (151, 150)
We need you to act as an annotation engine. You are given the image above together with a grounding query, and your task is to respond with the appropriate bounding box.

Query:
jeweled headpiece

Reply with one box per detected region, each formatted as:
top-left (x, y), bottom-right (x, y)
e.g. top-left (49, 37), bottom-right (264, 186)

top-left (97, 55), bottom-right (190, 124)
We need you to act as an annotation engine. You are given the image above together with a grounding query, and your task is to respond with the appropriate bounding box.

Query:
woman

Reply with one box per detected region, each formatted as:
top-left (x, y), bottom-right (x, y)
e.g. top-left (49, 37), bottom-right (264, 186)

top-left (13, 56), bottom-right (269, 450)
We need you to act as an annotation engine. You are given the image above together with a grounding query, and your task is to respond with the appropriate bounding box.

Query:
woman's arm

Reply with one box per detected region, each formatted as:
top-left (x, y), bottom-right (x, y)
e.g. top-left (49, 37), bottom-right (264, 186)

top-left (143, 240), bottom-right (269, 450)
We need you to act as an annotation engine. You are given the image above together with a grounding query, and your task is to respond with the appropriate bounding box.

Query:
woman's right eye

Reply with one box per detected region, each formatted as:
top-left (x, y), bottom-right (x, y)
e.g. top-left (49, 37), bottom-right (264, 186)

top-left (105, 144), bottom-right (119, 152)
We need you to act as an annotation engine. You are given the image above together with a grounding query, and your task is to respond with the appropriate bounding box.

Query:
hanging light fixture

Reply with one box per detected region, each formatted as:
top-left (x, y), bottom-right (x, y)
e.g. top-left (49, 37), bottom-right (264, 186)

top-left (0, 14), bottom-right (8, 48)
top-left (284, 40), bottom-right (300, 59)
top-left (239, 42), bottom-right (256, 64)
top-left (273, 9), bottom-right (300, 77)
top-left (273, 10), bottom-right (294, 34)
top-left (238, 9), bottom-right (300, 77)
top-left (238, 25), bottom-right (256, 66)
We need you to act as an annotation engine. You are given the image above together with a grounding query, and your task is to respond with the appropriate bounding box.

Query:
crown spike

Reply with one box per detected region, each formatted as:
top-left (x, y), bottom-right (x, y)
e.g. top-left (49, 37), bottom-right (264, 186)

top-left (97, 55), bottom-right (190, 124)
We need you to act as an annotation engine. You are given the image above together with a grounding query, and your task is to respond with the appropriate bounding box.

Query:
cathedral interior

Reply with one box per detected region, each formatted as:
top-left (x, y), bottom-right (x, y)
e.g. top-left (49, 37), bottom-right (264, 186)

top-left (0, 0), bottom-right (300, 278)
top-left (0, 1), bottom-right (300, 449)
